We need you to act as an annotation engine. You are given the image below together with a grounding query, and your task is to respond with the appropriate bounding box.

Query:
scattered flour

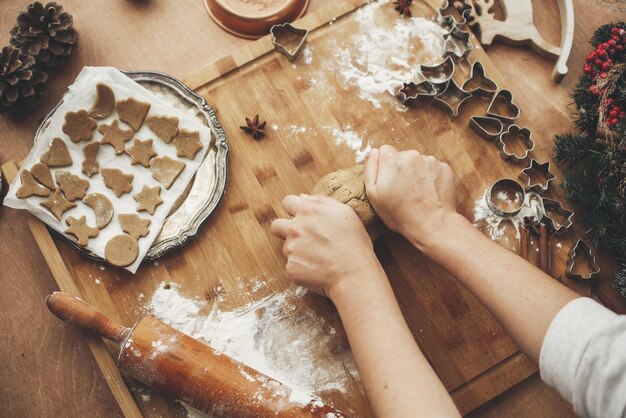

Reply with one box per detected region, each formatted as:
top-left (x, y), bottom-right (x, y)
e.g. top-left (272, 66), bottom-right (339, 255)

top-left (332, 127), bottom-right (372, 163)
top-left (473, 191), bottom-right (544, 241)
top-left (331, 0), bottom-right (447, 109)
top-left (302, 44), bottom-right (313, 65)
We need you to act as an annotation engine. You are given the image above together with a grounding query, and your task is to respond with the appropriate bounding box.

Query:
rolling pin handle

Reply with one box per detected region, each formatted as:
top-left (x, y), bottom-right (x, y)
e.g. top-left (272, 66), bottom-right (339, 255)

top-left (46, 292), bottom-right (130, 345)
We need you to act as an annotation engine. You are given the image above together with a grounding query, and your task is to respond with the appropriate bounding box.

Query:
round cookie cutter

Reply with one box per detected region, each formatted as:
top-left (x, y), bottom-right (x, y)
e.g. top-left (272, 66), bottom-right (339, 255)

top-left (34, 70), bottom-right (229, 260)
top-left (486, 178), bottom-right (525, 217)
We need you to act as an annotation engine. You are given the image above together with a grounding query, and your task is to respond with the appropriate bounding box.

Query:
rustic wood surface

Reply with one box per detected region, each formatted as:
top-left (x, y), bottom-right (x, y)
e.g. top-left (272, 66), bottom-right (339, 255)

top-left (0, 0), bottom-right (624, 417)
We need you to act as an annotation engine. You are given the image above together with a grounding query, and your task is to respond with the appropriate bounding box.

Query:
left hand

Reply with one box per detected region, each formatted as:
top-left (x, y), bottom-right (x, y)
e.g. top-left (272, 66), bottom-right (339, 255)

top-left (270, 194), bottom-right (382, 299)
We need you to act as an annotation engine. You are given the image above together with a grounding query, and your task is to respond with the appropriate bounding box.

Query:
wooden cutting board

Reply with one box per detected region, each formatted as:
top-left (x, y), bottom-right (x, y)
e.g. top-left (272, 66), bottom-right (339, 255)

top-left (2, 0), bottom-right (612, 416)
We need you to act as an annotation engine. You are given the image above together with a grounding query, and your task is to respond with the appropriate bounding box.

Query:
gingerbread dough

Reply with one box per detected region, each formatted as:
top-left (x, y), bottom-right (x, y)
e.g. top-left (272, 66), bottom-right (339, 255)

top-left (30, 163), bottom-right (55, 190)
top-left (105, 234), bottom-right (139, 267)
top-left (89, 83), bottom-right (115, 119)
top-left (40, 188), bottom-right (76, 220)
top-left (146, 115), bottom-right (179, 143)
top-left (119, 214), bottom-right (151, 239)
top-left (16, 169), bottom-right (51, 198)
top-left (82, 141), bottom-right (100, 177)
top-left (40, 137), bottom-right (72, 167)
top-left (65, 216), bottom-right (99, 246)
top-left (99, 120), bottom-right (134, 155)
top-left (150, 156), bottom-right (185, 189)
top-left (102, 168), bottom-right (134, 197)
top-left (116, 98), bottom-right (150, 131)
top-left (133, 185), bottom-right (163, 215)
top-left (62, 110), bottom-right (97, 143)
top-left (83, 193), bottom-right (114, 229)
top-left (56, 171), bottom-right (89, 201)
top-left (312, 165), bottom-right (385, 240)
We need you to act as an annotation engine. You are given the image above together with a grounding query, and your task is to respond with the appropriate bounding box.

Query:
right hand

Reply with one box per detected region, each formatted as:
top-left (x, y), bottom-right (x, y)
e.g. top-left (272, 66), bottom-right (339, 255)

top-left (364, 145), bottom-right (460, 251)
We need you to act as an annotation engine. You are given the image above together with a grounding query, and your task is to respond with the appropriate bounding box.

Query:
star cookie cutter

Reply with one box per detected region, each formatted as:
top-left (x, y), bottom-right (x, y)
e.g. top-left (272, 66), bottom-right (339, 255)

top-left (462, 62), bottom-right (498, 96)
top-left (497, 124), bottom-right (535, 163)
top-left (270, 23), bottom-right (308, 62)
top-left (433, 79), bottom-right (472, 118)
top-left (486, 178), bottom-right (526, 217)
top-left (420, 56), bottom-right (455, 84)
top-left (541, 197), bottom-right (574, 234)
top-left (487, 89), bottom-right (520, 122)
top-left (469, 116), bottom-right (504, 141)
top-left (566, 239), bottom-right (600, 280)
top-left (519, 159), bottom-right (556, 193)
top-left (444, 27), bottom-right (473, 60)
top-left (397, 81), bottom-right (438, 103)
top-left (437, 0), bottom-right (472, 27)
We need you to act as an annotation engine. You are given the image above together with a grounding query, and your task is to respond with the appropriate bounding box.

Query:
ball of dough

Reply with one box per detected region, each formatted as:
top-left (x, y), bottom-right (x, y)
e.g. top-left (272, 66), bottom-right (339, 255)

top-left (312, 165), bottom-right (385, 240)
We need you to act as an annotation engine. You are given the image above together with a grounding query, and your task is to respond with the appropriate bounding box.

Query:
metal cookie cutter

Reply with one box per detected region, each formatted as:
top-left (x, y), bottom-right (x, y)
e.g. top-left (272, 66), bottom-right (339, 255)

top-left (433, 79), bottom-right (472, 118)
top-left (469, 116), bottom-right (504, 141)
top-left (497, 124), bottom-right (535, 163)
top-left (541, 197), bottom-right (574, 234)
top-left (487, 89), bottom-right (521, 122)
top-left (566, 239), bottom-right (600, 280)
top-left (420, 56), bottom-right (455, 84)
top-left (519, 159), bottom-right (556, 193)
top-left (437, 0), bottom-right (472, 27)
top-left (462, 62), bottom-right (498, 96)
top-left (270, 23), bottom-right (308, 62)
top-left (397, 81), bottom-right (437, 103)
top-left (486, 178), bottom-right (526, 217)
top-left (444, 27), bottom-right (473, 60)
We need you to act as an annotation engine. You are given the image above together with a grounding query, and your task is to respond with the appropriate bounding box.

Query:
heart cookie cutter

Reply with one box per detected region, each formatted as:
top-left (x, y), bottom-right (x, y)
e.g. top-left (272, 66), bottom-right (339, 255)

top-left (444, 27), bottom-right (473, 60)
top-left (462, 62), bottom-right (498, 96)
top-left (566, 239), bottom-right (600, 280)
top-left (486, 178), bottom-right (526, 217)
top-left (420, 56), bottom-right (455, 84)
top-left (270, 23), bottom-right (308, 62)
top-left (397, 81), bottom-right (438, 103)
top-left (541, 197), bottom-right (574, 234)
top-left (433, 79), bottom-right (473, 118)
top-left (487, 89), bottom-right (521, 122)
top-left (519, 159), bottom-right (556, 193)
top-left (437, 0), bottom-right (472, 27)
top-left (497, 124), bottom-right (535, 163)
top-left (469, 116), bottom-right (504, 141)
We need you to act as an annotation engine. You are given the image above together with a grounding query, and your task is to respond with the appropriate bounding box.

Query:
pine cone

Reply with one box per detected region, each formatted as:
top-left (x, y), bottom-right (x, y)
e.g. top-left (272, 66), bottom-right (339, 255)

top-left (10, 2), bottom-right (78, 70)
top-left (0, 46), bottom-right (48, 115)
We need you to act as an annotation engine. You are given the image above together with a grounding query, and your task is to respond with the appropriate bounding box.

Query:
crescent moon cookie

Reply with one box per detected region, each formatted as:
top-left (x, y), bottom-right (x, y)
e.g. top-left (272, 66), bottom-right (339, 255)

top-left (133, 185), bottom-right (163, 215)
top-left (30, 163), bottom-right (55, 190)
top-left (146, 115), bottom-right (179, 143)
top-left (99, 119), bottom-right (134, 155)
top-left (82, 193), bottom-right (114, 229)
top-left (172, 129), bottom-right (203, 159)
top-left (16, 169), bottom-right (51, 199)
top-left (105, 234), bottom-right (139, 267)
top-left (116, 98), bottom-right (151, 131)
top-left (89, 83), bottom-right (115, 119)
top-left (40, 138), bottom-right (72, 167)
top-left (40, 188), bottom-right (76, 220)
top-left (150, 156), bottom-right (185, 189)
top-left (101, 168), bottom-right (134, 197)
top-left (62, 110), bottom-right (97, 143)
top-left (65, 216), bottom-right (99, 246)
top-left (55, 171), bottom-right (90, 201)
top-left (118, 214), bottom-right (151, 240)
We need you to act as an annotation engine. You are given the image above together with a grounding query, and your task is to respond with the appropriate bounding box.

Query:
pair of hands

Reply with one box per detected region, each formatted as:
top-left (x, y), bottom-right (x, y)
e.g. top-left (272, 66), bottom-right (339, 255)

top-left (270, 145), bottom-right (458, 300)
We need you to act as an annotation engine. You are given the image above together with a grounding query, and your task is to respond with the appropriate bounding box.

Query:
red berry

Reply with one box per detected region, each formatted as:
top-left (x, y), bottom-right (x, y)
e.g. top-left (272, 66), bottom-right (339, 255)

top-left (620, 112), bottom-right (626, 119)
top-left (600, 72), bottom-right (608, 78)
top-left (595, 59), bottom-right (603, 66)
top-left (602, 62), bottom-right (611, 70)
top-left (610, 48), bottom-right (616, 54)
top-left (610, 110), bottom-right (619, 117)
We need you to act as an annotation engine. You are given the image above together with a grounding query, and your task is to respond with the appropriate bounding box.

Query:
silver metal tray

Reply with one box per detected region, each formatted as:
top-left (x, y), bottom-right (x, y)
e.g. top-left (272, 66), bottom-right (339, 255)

top-left (34, 70), bottom-right (229, 261)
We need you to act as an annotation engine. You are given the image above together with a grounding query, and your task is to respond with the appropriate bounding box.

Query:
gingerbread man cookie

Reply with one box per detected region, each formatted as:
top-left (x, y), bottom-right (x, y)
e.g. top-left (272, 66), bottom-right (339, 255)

top-left (172, 129), bottom-right (203, 159)
top-left (30, 163), bottom-right (55, 190)
top-left (99, 120), bottom-right (134, 155)
top-left (146, 115), bottom-right (179, 143)
top-left (56, 171), bottom-right (89, 201)
top-left (105, 234), bottom-right (139, 267)
top-left (133, 185), bottom-right (163, 215)
top-left (127, 138), bottom-right (157, 167)
top-left (62, 110), bottom-right (97, 143)
top-left (119, 214), bottom-right (151, 239)
top-left (101, 168), bottom-right (134, 197)
top-left (40, 137), bottom-right (72, 167)
top-left (40, 188), bottom-right (76, 220)
top-left (82, 142), bottom-right (100, 177)
top-left (150, 156), bottom-right (185, 189)
top-left (16, 169), bottom-right (51, 198)
top-left (89, 83), bottom-right (115, 119)
top-left (116, 98), bottom-right (151, 131)
top-left (65, 216), bottom-right (99, 246)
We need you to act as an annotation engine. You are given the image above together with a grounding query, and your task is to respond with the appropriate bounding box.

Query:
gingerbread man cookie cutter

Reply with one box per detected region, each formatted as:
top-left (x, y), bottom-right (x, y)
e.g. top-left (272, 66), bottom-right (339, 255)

top-left (541, 197), bottom-right (574, 234)
top-left (566, 239), bottom-right (600, 280)
top-left (270, 23), bottom-right (309, 62)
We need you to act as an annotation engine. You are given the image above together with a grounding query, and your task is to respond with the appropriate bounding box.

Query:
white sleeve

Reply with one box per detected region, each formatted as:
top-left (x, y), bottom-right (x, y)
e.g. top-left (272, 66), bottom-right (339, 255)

top-left (539, 297), bottom-right (626, 418)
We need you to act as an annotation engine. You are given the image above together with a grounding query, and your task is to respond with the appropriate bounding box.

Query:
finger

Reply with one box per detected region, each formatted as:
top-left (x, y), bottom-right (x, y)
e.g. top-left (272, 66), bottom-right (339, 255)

top-left (270, 218), bottom-right (290, 239)
top-left (379, 144), bottom-right (398, 159)
top-left (282, 195), bottom-right (307, 216)
top-left (364, 148), bottom-right (380, 190)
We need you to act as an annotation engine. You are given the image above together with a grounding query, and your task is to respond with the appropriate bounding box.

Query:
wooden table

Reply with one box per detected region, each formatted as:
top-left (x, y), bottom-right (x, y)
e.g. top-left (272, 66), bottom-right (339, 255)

top-left (0, 1), bottom-right (623, 416)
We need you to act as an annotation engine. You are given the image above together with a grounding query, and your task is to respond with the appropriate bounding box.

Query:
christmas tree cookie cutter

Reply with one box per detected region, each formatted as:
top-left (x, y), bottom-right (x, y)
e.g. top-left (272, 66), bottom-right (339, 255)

top-left (519, 159), bottom-right (556, 193)
top-left (420, 56), bottom-right (455, 84)
top-left (270, 23), bottom-right (308, 62)
top-left (487, 89), bottom-right (520, 122)
top-left (497, 124), bottom-right (535, 162)
top-left (433, 79), bottom-right (472, 118)
top-left (462, 61), bottom-right (498, 96)
top-left (444, 27), bottom-right (473, 60)
top-left (469, 116), bottom-right (504, 141)
top-left (397, 81), bottom-right (438, 103)
top-left (541, 197), bottom-right (574, 234)
top-left (566, 239), bottom-right (600, 280)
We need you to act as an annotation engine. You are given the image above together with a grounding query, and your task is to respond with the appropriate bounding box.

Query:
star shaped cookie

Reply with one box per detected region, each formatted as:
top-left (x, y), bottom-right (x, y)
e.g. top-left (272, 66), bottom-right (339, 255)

top-left (99, 120), bottom-right (134, 155)
top-left (133, 185), bottom-right (163, 215)
top-left (65, 216), bottom-right (99, 246)
top-left (127, 138), bottom-right (157, 167)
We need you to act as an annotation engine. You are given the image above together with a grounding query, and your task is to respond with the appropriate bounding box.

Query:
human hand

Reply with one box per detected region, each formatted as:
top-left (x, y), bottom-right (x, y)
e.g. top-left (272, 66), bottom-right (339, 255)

top-left (364, 145), bottom-right (461, 252)
top-left (270, 194), bottom-right (383, 300)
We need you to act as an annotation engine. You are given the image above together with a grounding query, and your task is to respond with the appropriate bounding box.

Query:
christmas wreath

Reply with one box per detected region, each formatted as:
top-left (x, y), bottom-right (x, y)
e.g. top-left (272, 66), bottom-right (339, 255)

top-left (554, 23), bottom-right (626, 300)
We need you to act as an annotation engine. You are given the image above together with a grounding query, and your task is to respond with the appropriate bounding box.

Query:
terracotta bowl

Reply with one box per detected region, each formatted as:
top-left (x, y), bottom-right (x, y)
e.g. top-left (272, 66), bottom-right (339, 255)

top-left (204, 0), bottom-right (310, 39)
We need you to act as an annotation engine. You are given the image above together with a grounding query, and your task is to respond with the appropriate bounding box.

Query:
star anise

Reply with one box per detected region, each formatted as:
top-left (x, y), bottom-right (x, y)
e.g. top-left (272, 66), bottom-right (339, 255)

top-left (240, 114), bottom-right (267, 140)
top-left (393, 0), bottom-right (412, 17)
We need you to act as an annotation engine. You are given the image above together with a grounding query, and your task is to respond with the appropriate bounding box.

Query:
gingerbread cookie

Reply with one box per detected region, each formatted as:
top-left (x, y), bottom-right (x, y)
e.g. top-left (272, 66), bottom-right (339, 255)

top-left (55, 171), bottom-right (89, 201)
top-left (99, 119), bottom-right (134, 155)
top-left (104, 234), bottom-right (139, 267)
top-left (82, 142), bottom-right (100, 177)
top-left (116, 98), bottom-right (150, 131)
top-left (127, 138), bottom-right (157, 167)
top-left (62, 110), bottom-right (97, 143)
top-left (146, 115), bottom-right (179, 143)
top-left (101, 168), bottom-right (134, 197)
top-left (133, 185), bottom-right (163, 215)
top-left (150, 156), bottom-right (185, 189)
top-left (172, 129), bottom-right (203, 160)
top-left (40, 188), bottom-right (76, 220)
top-left (16, 169), bottom-right (51, 198)
top-left (89, 83), bottom-right (115, 119)
top-left (40, 137), bottom-right (72, 167)
top-left (119, 214), bottom-right (151, 239)
top-left (30, 163), bottom-right (55, 190)
top-left (65, 216), bottom-right (99, 246)
top-left (82, 193), bottom-right (114, 229)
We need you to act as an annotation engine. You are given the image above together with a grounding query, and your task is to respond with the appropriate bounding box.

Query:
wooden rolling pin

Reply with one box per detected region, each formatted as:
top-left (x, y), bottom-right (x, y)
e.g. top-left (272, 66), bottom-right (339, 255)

top-left (46, 292), bottom-right (344, 418)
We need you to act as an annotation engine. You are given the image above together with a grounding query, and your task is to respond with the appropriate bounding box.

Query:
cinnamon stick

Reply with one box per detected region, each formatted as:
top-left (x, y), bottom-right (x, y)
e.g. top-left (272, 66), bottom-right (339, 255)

top-left (520, 225), bottom-right (529, 260)
top-left (539, 223), bottom-right (549, 273)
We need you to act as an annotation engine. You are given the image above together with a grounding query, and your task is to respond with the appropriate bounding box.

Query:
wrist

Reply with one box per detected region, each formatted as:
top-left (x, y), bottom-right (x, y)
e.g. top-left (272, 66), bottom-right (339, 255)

top-left (328, 260), bottom-right (388, 306)
top-left (406, 212), bottom-right (471, 257)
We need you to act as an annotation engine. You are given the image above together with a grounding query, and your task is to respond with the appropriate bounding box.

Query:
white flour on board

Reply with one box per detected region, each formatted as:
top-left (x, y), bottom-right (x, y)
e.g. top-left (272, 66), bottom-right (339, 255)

top-left (473, 192), bottom-right (544, 241)
top-left (147, 282), bottom-right (359, 417)
top-left (332, 127), bottom-right (372, 163)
